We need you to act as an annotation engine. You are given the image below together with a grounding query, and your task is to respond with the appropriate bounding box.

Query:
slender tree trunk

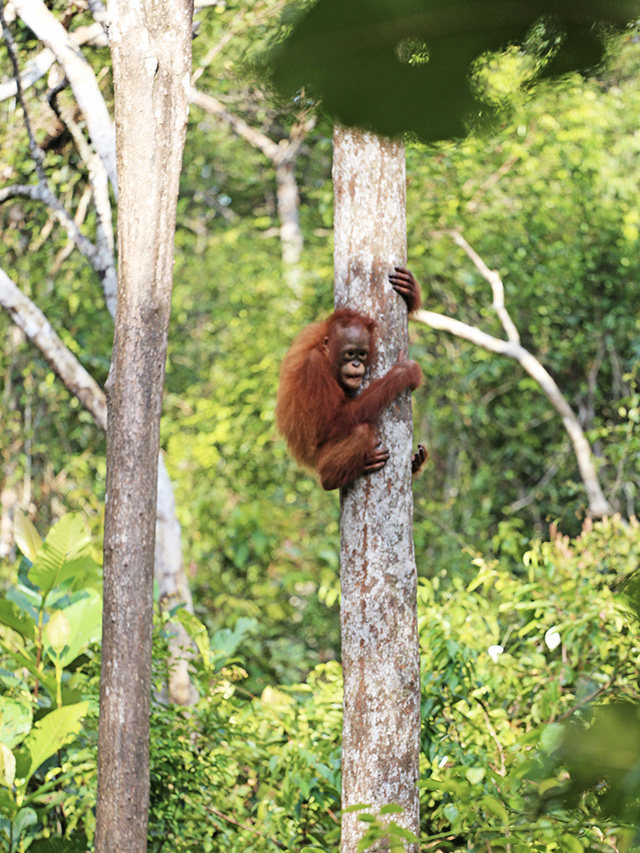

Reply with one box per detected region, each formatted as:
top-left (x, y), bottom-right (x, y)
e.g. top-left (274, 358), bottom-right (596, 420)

top-left (3, 0), bottom-right (195, 697)
top-left (333, 126), bottom-right (421, 853)
top-left (95, 1), bottom-right (193, 851)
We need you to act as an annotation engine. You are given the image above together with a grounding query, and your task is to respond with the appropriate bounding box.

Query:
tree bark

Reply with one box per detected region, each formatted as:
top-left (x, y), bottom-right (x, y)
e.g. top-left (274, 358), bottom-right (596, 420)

top-left (333, 126), bottom-right (420, 853)
top-left (3, 2), bottom-right (192, 613)
top-left (95, 1), bottom-right (193, 851)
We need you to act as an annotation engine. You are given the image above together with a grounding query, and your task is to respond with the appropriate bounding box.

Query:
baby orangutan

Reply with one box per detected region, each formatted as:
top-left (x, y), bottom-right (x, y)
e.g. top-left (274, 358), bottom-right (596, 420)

top-left (275, 267), bottom-right (427, 490)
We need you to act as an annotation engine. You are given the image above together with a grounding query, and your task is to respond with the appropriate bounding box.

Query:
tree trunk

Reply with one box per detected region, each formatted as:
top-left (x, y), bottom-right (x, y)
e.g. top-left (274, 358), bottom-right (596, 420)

top-left (95, 1), bottom-right (193, 851)
top-left (333, 126), bottom-right (421, 852)
top-left (5, 0), bottom-right (195, 697)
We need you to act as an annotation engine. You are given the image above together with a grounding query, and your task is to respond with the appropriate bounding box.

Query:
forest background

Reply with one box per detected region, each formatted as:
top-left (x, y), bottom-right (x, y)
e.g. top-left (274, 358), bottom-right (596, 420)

top-left (1, 0), bottom-right (640, 850)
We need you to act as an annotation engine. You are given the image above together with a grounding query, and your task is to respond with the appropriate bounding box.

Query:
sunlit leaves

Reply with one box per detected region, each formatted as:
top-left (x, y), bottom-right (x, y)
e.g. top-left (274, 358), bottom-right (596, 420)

top-left (269, 0), bottom-right (640, 140)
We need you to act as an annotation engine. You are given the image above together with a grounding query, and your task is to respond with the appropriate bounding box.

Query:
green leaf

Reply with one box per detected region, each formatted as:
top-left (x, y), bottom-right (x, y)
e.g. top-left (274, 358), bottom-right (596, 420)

top-left (172, 609), bottom-right (210, 667)
top-left (13, 514), bottom-right (42, 564)
top-left (465, 766), bottom-right (486, 785)
top-left (379, 803), bottom-right (404, 815)
top-left (28, 515), bottom-right (91, 598)
top-left (9, 651), bottom-right (58, 703)
top-left (0, 600), bottom-right (36, 641)
top-left (482, 794), bottom-right (509, 823)
top-left (45, 610), bottom-right (71, 655)
top-left (387, 822), bottom-right (419, 842)
top-left (343, 803), bottom-right (372, 813)
top-left (19, 701), bottom-right (88, 788)
top-left (0, 697), bottom-right (32, 749)
top-left (539, 776), bottom-right (562, 796)
top-left (0, 744), bottom-right (16, 788)
top-left (559, 834), bottom-right (584, 853)
top-left (210, 616), bottom-right (257, 658)
top-left (540, 722), bottom-right (565, 755)
top-left (47, 591), bottom-right (102, 668)
top-left (11, 807), bottom-right (37, 848)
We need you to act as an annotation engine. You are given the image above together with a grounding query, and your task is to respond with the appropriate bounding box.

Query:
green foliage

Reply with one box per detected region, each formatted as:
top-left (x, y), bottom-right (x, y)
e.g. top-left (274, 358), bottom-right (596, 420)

top-left (148, 648), bottom-right (343, 852)
top-left (0, 514), bottom-right (100, 850)
top-left (268, 0), bottom-right (636, 140)
top-left (416, 516), bottom-right (640, 850)
top-left (408, 37), bottom-right (640, 559)
top-left (2, 516), bottom-right (640, 852)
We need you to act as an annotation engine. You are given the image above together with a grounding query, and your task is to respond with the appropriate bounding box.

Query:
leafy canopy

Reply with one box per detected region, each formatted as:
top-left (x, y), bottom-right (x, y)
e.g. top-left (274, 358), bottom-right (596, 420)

top-left (269, 0), bottom-right (640, 140)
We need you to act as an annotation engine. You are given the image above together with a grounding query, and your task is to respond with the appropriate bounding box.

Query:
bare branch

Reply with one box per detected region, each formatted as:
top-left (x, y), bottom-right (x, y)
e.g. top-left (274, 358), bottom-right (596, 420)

top-left (190, 88), bottom-right (281, 161)
top-left (0, 183), bottom-right (117, 312)
top-left (0, 0), bottom-right (223, 103)
top-left (47, 79), bottom-right (116, 310)
top-left (508, 456), bottom-right (565, 513)
top-left (445, 229), bottom-right (520, 344)
top-left (0, 1), bottom-right (46, 180)
top-left (191, 88), bottom-right (313, 290)
top-left (12, 0), bottom-right (117, 193)
top-left (466, 154), bottom-right (521, 212)
top-left (415, 233), bottom-right (613, 518)
top-left (0, 265), bottom-right (107, 429)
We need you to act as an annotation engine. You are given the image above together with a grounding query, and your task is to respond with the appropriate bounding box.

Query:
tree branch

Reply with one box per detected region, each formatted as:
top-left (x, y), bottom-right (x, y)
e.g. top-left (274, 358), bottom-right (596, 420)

top-left (190, 89), bottom-right (281, 161)
top-left (12, 0), bottom-right (117, 194)
top-left (415, 232), bottom-right (613, 518)
top-left (444, 229), bottom-right (520, 344)
top-left (191, 88), bottom-right (314, 289)
top-left (0, 265), bottom-right (107, 429)
top-left (0, 0), bottom-right (46, 180)
top-left (0, 183), bottom-right (116, 311)
top-left (0, 0), bottom-right (224, 103)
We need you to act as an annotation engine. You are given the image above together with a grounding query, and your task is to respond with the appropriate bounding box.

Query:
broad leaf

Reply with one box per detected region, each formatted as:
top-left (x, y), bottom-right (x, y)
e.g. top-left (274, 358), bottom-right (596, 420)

top-left (0, 696), bottom-right (32, 749)
top-left (173, 609), bottom-right (209, 667)
top-left (0, 744), bottom-right (16, 788)
top-left (0, 600), bottom-right (36, 641)
top-left (28, 515), bottom-right (91, 599)
top-left (10, 807), bottom-right (37, 848)
top-left (13, 513), bottom-right (42, 564)
top-left (10, 651), bottom-right (58, 703)
top-left (19, 702), bottom-right (88, 788)
top-left (44, 591), bottom-right (102, 668)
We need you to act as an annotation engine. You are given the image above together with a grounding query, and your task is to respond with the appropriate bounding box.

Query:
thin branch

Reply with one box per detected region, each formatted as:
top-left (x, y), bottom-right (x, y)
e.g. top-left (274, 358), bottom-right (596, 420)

top-left (207, 807), bottom-right (288, 851)
top-left (191, 88), bottom-right (313, 289)
top-left (0, 265), bottom-right (107, 429)
top-left (444, 229), bottom-right (520, 344)
top-left (0, 0), bottom-right (224, 103)
top-left (190, 89), bottom-right (281, 161)
top-left (507, 457), bottom-right (564, 514)
top-left (47, 78), bottom-right (116, 311)
top-left (466, 154), bottom-right (521, 212)
top-left (0, 183), bottom-right (115, 308)
top-left (12, 0), bottom-right (117, 194)
top-left (415, 232), bottom-right (613, 518)
top-left (0, 1), bottom-right (47, 181)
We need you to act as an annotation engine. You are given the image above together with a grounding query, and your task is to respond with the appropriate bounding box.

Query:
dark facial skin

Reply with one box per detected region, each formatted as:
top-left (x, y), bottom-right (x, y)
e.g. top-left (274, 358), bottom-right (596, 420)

top-left (335, 324), bottom-right (371, 393)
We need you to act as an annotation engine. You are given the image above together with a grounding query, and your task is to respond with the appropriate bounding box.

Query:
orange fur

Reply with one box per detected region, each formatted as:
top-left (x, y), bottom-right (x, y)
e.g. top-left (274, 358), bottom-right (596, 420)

top-left (275, 311), bottom-right (421, 490)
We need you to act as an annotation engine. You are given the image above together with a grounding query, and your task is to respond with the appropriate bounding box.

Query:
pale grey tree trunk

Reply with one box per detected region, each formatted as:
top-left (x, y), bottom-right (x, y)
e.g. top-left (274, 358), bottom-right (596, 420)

top-left (333, 126), bottom-right (421, 853)
top-left (95, 0), bottom-right (193, 850)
